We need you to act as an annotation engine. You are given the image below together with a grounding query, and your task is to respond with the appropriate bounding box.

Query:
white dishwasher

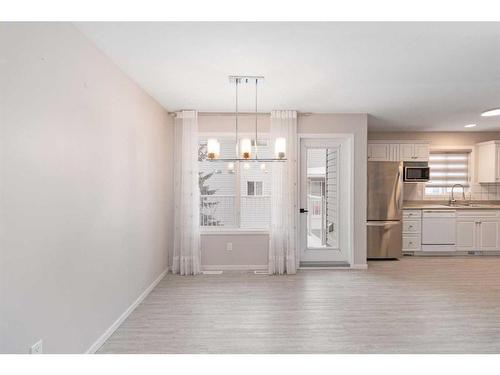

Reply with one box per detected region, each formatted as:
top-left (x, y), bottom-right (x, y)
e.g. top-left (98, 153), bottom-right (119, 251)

top-left (421, 210), bottom-right (456, 252)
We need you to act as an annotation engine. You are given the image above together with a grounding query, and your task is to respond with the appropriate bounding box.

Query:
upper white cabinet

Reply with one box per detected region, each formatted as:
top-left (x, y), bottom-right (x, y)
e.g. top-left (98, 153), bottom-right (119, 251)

top-left (368, 141), bottom-right (429, 162)
top-left (400, 143), bottom-right (429, 161)
top-left (414, 144), bottom-right (430, 161)
top-left (476, 141), bottom-right (500, 183)
top-left (367, 143), bottom-right (390, 161)
top-left (400, 144), bottom-right (414, 161)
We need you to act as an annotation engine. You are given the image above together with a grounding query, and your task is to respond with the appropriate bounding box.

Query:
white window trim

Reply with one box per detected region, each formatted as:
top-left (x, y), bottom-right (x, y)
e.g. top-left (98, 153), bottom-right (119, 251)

top-left (199, 132), bottom-right (271, 232)
top-left (424, 146), bottom-right (473, 199)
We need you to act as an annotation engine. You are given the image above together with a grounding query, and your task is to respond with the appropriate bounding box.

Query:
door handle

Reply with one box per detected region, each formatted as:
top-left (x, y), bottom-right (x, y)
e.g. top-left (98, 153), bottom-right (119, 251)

top-left (300, 208), bottom-right (309, 213)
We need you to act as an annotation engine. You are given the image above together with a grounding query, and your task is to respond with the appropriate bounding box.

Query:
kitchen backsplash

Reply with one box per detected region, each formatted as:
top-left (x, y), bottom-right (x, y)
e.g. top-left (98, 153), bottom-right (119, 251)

top-left (404, 182), bottom-right (500, 201)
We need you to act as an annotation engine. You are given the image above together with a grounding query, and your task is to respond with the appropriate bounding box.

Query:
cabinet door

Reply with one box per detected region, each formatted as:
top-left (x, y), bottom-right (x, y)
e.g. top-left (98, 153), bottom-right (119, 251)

top-left (403, 235), bottom-right (421, 251)
top-left (496, 146), bottom-right (500, 182)
top-left (368, 143), bottom-right (390, 161)
top-left (456, 220), bottom-right (476, 251)
top-left (389, 144), bottom-right (400, 161)
top-left (400, 144), bottom-right (415, 161)
top-left (477, 143), bottom-right (497, 183)
top-left (414, 144), bottom-right (429, 161)
top-left (478, 219), bottom-right (499, 251)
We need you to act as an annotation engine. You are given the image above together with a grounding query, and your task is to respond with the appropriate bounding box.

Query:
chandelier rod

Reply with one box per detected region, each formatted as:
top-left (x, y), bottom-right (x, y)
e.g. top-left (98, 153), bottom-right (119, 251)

top-left (235, 78), bottom-right (239, 157)
top-left (255, 78), bottom-right (258, 160)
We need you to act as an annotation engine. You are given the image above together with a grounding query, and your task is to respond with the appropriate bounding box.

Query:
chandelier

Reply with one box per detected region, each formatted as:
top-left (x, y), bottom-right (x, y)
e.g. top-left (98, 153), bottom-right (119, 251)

top-left (206, 75), bottom-right (287, 162)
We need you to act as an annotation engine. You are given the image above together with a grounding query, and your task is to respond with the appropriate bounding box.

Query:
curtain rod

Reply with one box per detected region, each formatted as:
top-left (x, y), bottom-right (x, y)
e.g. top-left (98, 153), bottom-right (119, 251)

top-left (169, 111), bottom-right (312, 117)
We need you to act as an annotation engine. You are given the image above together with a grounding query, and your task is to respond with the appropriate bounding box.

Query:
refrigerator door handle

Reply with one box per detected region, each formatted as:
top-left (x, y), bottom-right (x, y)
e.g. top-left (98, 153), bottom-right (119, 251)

top-left (396, 169), bottom-right (402, 211)
top-left (367, 221), bottom-right (401, 227)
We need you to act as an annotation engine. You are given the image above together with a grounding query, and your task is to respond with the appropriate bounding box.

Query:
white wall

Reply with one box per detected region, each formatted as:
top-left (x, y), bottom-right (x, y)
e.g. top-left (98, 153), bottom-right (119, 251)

top-left (197, 113), bottom-right (368, 268)
top-left (0, 23), bottom-right (173, 353)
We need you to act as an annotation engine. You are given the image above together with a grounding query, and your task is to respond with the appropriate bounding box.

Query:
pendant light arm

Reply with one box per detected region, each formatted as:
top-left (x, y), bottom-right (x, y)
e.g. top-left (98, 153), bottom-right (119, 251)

top-left (255, 78), bottom-right (258, 160)
top-left (235, 78), bottom-right (239, 156)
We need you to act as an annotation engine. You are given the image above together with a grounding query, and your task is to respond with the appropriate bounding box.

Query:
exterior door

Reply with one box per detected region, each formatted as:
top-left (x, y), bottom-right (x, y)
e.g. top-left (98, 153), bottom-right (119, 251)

top-left (299, 138), bottom-right (352, 264)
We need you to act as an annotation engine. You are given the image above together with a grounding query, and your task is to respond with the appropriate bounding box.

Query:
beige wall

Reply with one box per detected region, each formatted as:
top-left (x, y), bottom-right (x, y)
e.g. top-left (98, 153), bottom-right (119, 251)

top-left (198, 113), bottom-right (368, 268)
top-left (0, 23), bottom-right (173, 353)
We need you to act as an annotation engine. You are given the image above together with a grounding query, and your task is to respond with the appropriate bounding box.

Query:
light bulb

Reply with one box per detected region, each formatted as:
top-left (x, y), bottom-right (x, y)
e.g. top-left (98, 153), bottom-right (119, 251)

top-left (207, 138), bottom-right (220, 159)
top-left (481, 108), bottom-right (500, 117)
top-left (275, 137), bottom-right (286, 159)
top-left (240, 138), bottom-right (252, 159)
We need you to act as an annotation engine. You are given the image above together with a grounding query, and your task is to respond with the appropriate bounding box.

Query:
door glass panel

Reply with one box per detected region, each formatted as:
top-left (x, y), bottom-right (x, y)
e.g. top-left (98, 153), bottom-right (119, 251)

top-left (306, 148), bottom-right (339, 249)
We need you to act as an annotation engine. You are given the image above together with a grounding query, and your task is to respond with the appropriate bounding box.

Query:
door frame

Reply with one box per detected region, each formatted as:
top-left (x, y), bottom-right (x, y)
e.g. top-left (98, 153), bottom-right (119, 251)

top-left (297, 133), bottom-right (354, 266)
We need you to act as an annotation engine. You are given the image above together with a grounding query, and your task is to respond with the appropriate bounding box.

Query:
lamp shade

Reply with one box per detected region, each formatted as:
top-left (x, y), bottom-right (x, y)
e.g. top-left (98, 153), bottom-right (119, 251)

top-left (240, 138), bottom-right (252, 159)
top-left (207, 138), bottom-right (220, 159)
top-left (275, 137), bottom-right (286, 159)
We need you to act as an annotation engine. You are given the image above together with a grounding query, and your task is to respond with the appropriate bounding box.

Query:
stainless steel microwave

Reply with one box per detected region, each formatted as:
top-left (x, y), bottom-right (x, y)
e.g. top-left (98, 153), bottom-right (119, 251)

top-left (403, 162), bottom-right (430, 182)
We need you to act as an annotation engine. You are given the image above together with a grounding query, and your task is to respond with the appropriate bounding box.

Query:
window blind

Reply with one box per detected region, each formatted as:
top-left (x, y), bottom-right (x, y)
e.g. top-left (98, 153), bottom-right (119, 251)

top-left (426, 151), bottom-right (470, 188)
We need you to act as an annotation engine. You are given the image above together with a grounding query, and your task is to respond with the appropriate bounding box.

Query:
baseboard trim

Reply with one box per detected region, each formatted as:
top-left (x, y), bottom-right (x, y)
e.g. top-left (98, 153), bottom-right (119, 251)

top-left (350, 264), bottom-right (368, 270)
top-left (85, 269), bottom-right (167, 354)
top-left (202, 264), bottom-right (268, 271)
top-left (299, 264), bottom-right (368, 270)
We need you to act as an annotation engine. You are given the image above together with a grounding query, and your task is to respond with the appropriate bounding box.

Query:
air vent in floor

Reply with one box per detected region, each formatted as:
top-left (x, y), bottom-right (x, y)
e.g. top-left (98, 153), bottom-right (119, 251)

top-left (202, 270), bottom-right (223, 275)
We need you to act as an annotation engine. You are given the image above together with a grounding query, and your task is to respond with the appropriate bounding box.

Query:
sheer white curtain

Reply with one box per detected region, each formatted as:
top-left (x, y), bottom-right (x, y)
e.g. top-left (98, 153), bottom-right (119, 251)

top-left (173, 110), bottom-right (201, 275)
top-left (269, 110), bottom-right (298, 275)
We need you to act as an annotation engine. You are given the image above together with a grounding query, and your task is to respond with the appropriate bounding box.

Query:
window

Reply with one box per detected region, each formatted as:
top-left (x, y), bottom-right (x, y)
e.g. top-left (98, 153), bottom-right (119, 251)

top-left (425, 150), bottom-right (471, 196)
top-left (247, 181), bottom-right (263, 196)
top-left (199, 136), bottom-right (271, 229)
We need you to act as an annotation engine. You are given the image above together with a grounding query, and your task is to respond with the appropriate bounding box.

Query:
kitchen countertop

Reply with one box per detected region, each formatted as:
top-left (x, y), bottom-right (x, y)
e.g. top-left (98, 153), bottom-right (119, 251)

top-left (403, 201), bottom-right (500, 210)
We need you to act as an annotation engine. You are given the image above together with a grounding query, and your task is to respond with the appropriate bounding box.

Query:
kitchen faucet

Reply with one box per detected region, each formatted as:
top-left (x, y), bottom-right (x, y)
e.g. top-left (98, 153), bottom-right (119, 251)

top-left (449, 184), bottom-right (466, 206)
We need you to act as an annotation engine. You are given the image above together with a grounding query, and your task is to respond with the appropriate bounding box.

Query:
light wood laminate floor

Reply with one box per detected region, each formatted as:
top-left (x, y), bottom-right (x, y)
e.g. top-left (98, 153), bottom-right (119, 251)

top-left (97, 257), bottom-right (500, 353)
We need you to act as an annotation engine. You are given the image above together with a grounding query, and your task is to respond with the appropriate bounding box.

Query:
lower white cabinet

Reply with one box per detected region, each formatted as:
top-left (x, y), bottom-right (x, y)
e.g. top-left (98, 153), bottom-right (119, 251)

top-left (478, 219), bottom-right (500, 251)
top-left (456, 220), bottom-right (476, 251)
top-left (402, 209), bottom-right (422, 252)
top-left (403, 235), bottom-right (421, 251)
top-left (456, 211), bottom-right (500, 252)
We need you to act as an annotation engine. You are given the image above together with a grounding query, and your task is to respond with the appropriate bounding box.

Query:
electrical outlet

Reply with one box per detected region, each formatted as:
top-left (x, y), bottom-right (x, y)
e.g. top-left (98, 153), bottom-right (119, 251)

top-left (30, 339), bottom-right (43, 354)
top-left (226, 242), bottom-right (233, 251)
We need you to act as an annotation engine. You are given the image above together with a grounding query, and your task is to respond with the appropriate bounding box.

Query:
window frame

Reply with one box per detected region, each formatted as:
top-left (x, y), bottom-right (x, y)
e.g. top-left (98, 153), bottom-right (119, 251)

top-left (247, 181), bottom-right (263, 196)
top-left (424, 147), bottom-right (472, 199)
top-left (198, 132), bottom-right (271, 233)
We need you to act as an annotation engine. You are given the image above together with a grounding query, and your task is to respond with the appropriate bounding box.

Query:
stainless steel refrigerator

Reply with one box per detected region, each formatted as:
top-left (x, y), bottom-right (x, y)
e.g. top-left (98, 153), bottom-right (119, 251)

top-left (367, 161), bottom-right (403, 259)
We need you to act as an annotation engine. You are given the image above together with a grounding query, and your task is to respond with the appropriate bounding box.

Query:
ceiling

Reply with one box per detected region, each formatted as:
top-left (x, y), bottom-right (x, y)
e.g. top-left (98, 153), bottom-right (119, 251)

top-left (76, 22), bottom-right (500, 131)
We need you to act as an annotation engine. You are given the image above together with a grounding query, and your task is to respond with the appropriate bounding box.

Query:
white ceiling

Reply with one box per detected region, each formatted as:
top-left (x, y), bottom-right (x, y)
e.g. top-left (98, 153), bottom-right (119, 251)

top-left (76, 22), bottom-right (500, 131)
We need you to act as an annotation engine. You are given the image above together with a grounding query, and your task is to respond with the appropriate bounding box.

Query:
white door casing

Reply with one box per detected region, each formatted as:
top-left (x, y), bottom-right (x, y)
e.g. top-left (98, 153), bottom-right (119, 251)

top-left (298, 136), bottom-right (353, 264)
